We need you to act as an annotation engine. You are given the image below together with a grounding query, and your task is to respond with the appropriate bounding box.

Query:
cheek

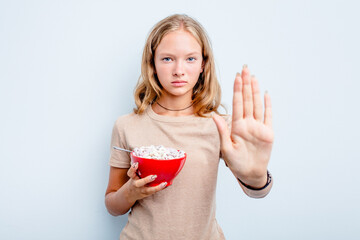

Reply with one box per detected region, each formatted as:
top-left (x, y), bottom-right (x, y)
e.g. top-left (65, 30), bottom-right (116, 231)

top-left (187, 64), bottom-right (203, 76)
top-left (156, 64), bottom-right (170, 76)
top-left (155, 65), bottom-right (170, 85)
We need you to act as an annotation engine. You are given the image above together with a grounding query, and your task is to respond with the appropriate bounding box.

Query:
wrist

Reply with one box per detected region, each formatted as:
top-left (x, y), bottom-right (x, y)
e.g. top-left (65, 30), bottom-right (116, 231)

top-left (121, 180), bottom-right (137, 205)
top-left (238, 170), bottom-right (271, 190)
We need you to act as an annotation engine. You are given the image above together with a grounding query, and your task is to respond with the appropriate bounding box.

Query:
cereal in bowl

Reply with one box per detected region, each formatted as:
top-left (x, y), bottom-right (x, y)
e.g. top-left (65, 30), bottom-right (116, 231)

top-left (133, 145), bottom-right (185, 160)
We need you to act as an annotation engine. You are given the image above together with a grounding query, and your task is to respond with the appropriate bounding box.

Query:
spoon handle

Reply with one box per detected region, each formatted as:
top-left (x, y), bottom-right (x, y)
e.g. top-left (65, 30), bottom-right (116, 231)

top-left (112, 146), bottom-right (132, 153)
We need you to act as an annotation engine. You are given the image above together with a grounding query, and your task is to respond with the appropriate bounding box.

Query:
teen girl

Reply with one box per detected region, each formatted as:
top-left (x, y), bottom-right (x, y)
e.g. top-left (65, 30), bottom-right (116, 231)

top-left (105, 13), bottom-right (274, 240)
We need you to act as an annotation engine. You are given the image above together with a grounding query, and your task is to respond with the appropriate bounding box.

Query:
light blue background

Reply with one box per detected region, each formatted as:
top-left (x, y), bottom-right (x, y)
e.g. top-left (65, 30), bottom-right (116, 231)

top-left (1, 0), bottom-right (359, 239)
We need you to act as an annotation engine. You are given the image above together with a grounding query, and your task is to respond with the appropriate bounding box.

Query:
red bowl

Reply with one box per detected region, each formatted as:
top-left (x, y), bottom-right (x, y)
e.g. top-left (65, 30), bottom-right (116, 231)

top-left (130, 151), bottom-right (186, 187)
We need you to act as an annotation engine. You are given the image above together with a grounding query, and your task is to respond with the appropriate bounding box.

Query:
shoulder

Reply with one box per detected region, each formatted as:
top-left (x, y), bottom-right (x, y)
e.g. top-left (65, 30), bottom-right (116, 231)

top-left (114, 112), bottom-right (136, 124)
top-left (113, 111), bottom-right (146, 131)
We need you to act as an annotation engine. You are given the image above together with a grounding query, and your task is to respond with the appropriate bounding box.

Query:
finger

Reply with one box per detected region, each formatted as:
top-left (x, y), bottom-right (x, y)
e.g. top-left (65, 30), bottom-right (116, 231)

top-left (127, 162), bottom-right (139, 179)
top-left (232, 72), bottom-right (243, 121)
top-left (264, 91), bottom-right (273, 128)
top-left (143, 182), bottom-right (168, 195)
top-left (212, 113), bottom-right (232, 154)
top-left (251, 75), bottom-right (263, 122)
top-left (134, 174), bottom-right (158, 188)
top-left (242, 65), bottom-right (254, 118)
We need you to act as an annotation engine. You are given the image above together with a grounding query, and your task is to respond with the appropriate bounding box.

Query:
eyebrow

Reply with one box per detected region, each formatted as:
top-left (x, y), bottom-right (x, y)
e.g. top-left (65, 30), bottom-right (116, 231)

top-left (158, 51), bottom-right (201, 56)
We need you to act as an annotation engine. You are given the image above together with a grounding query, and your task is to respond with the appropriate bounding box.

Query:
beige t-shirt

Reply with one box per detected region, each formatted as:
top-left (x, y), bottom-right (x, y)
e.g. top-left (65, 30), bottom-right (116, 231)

top-left (109, 105), bottom-right (272, 240)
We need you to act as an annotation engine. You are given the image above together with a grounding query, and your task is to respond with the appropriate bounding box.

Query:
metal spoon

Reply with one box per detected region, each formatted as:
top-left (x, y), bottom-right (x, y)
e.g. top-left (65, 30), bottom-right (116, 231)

top-left (112, 146), bottom-right (132, 153)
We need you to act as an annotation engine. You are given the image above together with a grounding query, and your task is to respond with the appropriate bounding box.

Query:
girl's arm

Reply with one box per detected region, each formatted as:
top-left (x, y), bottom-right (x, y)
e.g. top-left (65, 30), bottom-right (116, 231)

top-left (105, 163), bottom-right (167, 216)
top-left (105, 167), bottom-right (133, 216)
top-left (212, 65), bottom-right (274, 197)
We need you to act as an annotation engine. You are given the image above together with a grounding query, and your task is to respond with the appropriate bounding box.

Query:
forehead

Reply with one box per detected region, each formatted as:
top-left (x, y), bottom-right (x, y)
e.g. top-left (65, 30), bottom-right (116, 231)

top-left (156, 30), bottom-right (202, 55)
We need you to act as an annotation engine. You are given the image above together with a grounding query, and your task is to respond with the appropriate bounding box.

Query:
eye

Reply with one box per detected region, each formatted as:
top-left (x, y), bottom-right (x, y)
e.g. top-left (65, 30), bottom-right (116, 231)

top-left (188, 57), bottom-right (196, 62)
top-left (162, 57), bottom-right (172, 62)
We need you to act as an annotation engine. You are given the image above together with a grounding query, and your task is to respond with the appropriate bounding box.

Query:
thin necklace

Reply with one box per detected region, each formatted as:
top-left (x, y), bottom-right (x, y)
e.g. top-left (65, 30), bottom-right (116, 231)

top-left (156, 101), bottom-right (194, 111)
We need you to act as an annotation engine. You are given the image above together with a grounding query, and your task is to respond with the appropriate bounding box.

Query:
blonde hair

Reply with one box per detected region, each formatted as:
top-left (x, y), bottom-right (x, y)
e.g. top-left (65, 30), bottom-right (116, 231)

top-left (133, 13), bottom-right (226, 117)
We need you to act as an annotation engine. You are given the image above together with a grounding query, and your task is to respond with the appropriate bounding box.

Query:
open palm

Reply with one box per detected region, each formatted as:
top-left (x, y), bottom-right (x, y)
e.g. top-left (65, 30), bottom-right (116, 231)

top-left (213, 65), bottom-right (274, 186)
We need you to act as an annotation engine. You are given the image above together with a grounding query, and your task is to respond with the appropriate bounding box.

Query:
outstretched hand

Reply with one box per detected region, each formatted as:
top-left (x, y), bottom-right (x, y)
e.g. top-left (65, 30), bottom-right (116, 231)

top-left (212, 65), bottom-right (274, 187)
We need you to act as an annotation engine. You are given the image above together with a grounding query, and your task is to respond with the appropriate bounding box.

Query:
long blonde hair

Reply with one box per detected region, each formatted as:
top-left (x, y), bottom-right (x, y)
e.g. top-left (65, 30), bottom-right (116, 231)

top-left (133, 13), bottom-right (226, 117)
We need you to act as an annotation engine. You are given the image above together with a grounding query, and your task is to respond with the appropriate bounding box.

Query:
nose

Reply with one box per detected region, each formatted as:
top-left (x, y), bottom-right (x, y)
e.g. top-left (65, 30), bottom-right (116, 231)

top-left (173, 61), bottom-right (185, 77)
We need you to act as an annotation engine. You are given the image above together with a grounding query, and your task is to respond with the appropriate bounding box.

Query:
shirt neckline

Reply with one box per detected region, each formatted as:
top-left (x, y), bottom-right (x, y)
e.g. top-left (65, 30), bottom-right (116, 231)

top-left (146, 104), bottom-right (199, 123)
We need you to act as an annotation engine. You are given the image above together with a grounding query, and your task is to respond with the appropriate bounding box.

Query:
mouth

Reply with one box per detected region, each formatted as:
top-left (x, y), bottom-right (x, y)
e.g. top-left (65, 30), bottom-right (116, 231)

top-left (171, 80), bottom-right (187, 83)
top-left (171, 80), bottom-right (187, 87)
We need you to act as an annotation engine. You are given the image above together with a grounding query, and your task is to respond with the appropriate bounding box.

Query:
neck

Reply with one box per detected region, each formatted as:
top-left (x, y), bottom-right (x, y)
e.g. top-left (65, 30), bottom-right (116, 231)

top-left (156, 101), bottom-right (193, 111)
top-left (152, 98), bottom-right (194, 117)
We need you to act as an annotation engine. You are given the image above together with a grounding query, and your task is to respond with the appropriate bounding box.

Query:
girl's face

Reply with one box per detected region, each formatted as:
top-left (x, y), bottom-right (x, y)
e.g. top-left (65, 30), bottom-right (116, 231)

top-left (154, 30), bottom-right (204, 100)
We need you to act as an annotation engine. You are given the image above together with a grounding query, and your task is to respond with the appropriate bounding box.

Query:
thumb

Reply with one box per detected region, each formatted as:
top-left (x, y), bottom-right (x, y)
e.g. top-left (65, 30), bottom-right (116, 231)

top-left (212, 113), bottom-right (232, 152)
top-left (128, 162), bottom-right (140, 179)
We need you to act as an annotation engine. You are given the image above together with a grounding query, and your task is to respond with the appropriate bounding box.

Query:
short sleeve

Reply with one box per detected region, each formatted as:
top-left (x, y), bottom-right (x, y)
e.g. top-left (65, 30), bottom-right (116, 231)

top-left (108, 118), bottom-right (131, 168)
top-left (219, 114), bottom-right (232, 160)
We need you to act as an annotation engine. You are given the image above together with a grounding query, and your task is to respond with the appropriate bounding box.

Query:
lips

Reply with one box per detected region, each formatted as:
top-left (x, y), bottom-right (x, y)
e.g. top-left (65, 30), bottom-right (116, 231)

top-left (171, 80), bottom-right (187, 83)
top-left (171, 81), bottom-right (187, 87)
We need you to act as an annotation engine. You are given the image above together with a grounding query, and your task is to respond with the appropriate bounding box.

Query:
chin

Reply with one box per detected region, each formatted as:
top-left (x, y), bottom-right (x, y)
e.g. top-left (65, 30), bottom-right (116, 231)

top-left (164, 89), bottom-right (192, 97)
